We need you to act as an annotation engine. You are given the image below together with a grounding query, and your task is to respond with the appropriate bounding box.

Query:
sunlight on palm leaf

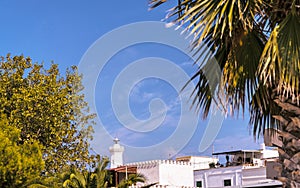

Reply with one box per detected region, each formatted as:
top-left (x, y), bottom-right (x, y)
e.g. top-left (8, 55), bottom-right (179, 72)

top-left (259, 11), bottom-right (300, 102)
top-left (149, 0), bottom-right (300, 186)
top-left (149, 0), bottom-right (299, 136)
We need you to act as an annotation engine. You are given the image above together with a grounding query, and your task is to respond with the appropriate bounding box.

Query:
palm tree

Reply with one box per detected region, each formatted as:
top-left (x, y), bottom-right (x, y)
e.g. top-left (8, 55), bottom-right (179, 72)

top-left (63, 156), bottom-right (111, 188)
top-left (93, 156), bottom-right (112, 188)
top-left (141, 183), bottom-right (158, 188)
top-left (118, 173), bottom-right (146, 188)
top-left (149, 0), bottom-right (300, 187)
top-left (63, 170), bottom-right (97, 188)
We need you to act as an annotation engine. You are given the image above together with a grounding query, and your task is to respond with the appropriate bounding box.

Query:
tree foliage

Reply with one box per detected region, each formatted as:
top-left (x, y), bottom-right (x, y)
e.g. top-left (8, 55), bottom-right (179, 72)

top-left (149, 0), bottom-right (300, 186)
top-left (117, 173), bottom-right (146, 188)
top-left (0, 115), bottom-right (44, 187)
top-left (63, 170), bottom-right (97, 188)
top-left (149, 0), bottom-right (300, 134)
top-left (26, 165), bottom-right (74, 188)
top-left (92, 156), bottom-right (111, 188)
top-left (0, 54), bottom-right (95, 173)
top-left (63, 156), bottom-right (112, 188)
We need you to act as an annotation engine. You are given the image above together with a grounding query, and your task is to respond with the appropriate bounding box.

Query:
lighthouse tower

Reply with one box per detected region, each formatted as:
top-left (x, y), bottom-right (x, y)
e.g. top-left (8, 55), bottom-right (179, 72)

top-left (109, 137), bottom-right (124, 168)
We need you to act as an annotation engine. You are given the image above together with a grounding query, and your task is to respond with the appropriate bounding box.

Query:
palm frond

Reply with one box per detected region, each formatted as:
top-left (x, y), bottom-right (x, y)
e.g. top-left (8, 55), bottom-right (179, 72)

top-left (250, 85), bottom-right (280, 137)
top-left (149, 0), bottom-right (167, 10)
top-left (118, 173), bottom-right (146, 188)
top-left (168, 0), bottom-right (261, 46)
top-left (185, 68), bottom-right (212, 118)
top-left (259, 11), bottom-right (300, 103)
top-left (260, 0), bottom-right (300, 31)
top-left (27, 184), bottom-right (49, 188)
top-left (221, 29), bottom-right (265, 116)
top-left (63, 179), bottom-right (77, 188)
top-left (141, 183), bottom-right (158, 188)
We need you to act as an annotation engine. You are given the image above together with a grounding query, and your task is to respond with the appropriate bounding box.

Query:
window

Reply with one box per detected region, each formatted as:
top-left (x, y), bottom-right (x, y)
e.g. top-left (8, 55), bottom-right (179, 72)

top-left (246, 158), bottom-right (251, 163)
top-left (224, 179), bottom-right (232, 186)
top-left (196, 181), bottom-right (202, 187)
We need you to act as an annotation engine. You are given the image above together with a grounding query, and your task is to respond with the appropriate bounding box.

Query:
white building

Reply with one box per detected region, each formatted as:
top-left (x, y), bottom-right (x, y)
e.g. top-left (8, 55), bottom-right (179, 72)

top-left (109, 138), bottom-right (124, 168)
top-left (194, 145), bottom-right (282, 188)
top-left (127, 159), bottom-right (194, 187)
top-left (126, 156), bottom-right (218, 187)
top-left (109, 140), bottom-right (281, 188)
top-left (176, 156), bottom-right (219, 170)
top-left (194, 165), bottom-right (282, 188)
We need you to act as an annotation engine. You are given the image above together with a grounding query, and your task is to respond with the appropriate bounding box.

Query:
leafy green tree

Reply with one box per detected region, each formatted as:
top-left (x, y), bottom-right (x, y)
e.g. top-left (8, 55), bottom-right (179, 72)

top-left (118, 173), bottom-right (146, 188)
top-left (0, 115), bottom-right (44, 187)
top-left (149, 0), bottom-right (300, 187)
top-left (26, 165), bottom-right (74, 188)
top-left (0, 54), bottom-right (95, 173)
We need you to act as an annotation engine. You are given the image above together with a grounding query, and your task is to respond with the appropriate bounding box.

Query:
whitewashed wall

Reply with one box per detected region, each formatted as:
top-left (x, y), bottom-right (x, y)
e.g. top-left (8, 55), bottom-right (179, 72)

top-left (194, 166), bottom-right (242, 188)
top-left (185, 156), bottom-right (219, 170)
top-left (128, 160), bottom-right (194, 187)
top-left (159, 161), bottom-right (194, 187)
top-left (242, 167), bottom-right (266, 186)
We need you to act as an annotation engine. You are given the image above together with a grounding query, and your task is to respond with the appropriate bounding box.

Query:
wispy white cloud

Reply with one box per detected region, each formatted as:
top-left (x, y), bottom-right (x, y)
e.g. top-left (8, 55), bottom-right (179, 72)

top-left (129, 82), bottom-right (162, 104)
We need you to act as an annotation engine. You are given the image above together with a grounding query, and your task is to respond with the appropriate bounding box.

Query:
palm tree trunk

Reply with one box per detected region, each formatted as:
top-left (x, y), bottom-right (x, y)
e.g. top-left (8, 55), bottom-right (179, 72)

top-left (271, 97), bottom-right (300, 188)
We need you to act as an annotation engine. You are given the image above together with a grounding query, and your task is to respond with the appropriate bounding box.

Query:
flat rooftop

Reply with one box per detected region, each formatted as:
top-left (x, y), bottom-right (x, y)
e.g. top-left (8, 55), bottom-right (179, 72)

top-left (212, 150), bottom-right (261, 155)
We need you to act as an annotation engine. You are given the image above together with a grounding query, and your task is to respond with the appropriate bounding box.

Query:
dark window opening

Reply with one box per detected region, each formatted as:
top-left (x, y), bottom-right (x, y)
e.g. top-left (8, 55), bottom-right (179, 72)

top-left (196, 181), bottom-right (202, 187)
top-left (224, 179), bottom-right (232, 186)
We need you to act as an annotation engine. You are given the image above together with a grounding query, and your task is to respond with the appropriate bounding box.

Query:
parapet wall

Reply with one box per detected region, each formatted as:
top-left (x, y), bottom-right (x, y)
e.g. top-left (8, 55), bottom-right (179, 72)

top-left (126, 159), bottom-right (192, 168)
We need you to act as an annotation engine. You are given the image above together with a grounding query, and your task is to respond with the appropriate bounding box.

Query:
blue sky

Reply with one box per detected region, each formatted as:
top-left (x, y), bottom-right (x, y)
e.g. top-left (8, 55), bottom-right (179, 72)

top-left (0, 1), bottom-right (263, 163)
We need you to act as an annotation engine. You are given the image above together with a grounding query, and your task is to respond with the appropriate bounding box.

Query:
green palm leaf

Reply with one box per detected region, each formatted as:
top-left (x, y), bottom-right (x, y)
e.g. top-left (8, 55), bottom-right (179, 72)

top-left (149, 0), bottom-right (300, 186)
top-left (259, 10), bottom-right (300, 101)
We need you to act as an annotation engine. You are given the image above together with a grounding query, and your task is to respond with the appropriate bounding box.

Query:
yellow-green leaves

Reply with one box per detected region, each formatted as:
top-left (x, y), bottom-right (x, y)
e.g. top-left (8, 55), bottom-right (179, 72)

top-left (258, 26), bottom-right (280, 86)
top-left (0, 54), bottom-right (96, 174)
top-left (63, 156), bottom-right (111, 188)
top-left (259, 12), bottom-right (300, 102)
top-left (0, 115), bottom-right (44, 187)
top-left (163, 0), bottom-right (260, 48)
